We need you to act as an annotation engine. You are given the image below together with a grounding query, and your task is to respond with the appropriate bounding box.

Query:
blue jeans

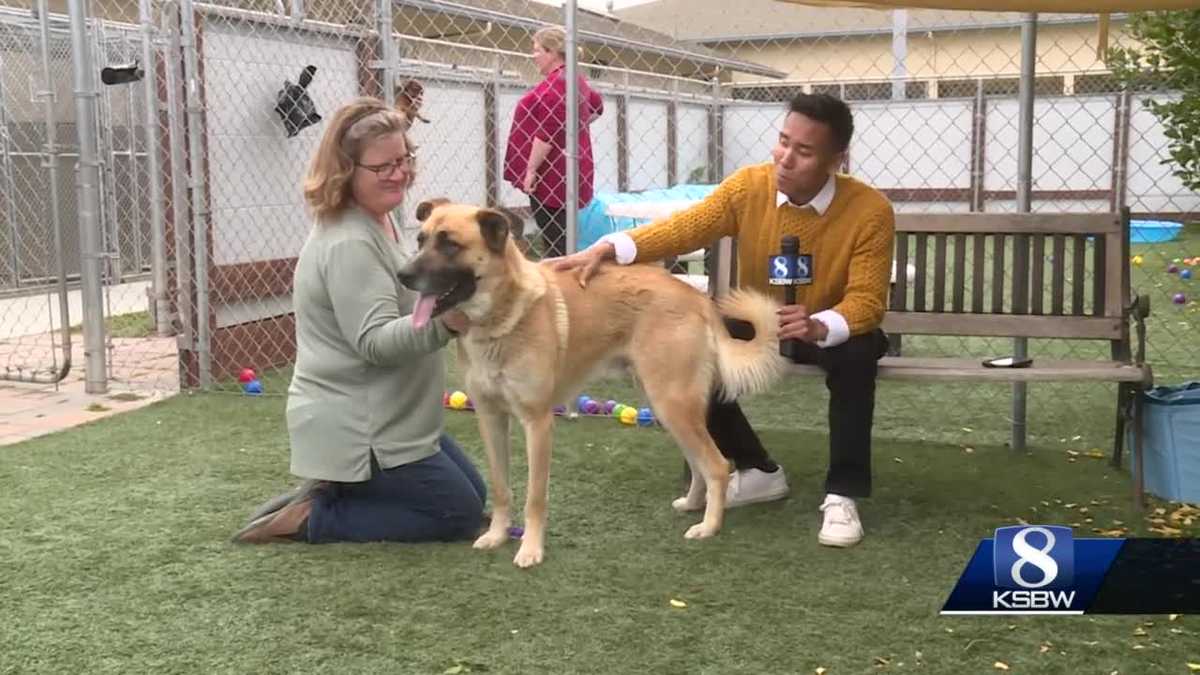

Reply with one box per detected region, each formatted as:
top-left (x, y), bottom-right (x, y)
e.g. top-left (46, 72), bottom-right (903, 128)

top-left (305, 434), bottom-right (487, 543)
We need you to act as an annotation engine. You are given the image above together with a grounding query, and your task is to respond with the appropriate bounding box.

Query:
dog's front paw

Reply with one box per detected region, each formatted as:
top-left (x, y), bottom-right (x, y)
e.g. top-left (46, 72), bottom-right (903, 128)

top-left (684, 522), bottom-right (718, 539)
top-left (671, 495), bottom-right (704, 513)
top-left (473, 528), bottom-right (508, 550)
top-left (512, 542), bottom-right (544, 568)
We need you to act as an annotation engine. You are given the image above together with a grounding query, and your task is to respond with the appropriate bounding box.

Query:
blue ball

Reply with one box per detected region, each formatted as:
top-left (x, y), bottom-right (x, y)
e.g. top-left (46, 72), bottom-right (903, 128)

top-left (576, 394), bottom-right (592, 410)
top-left (636, 407), bottom-right (654, 426)
top-left (1182, 269), bottom-right (1193, 280)
top-left (243, 379), bottom-right (263, 395)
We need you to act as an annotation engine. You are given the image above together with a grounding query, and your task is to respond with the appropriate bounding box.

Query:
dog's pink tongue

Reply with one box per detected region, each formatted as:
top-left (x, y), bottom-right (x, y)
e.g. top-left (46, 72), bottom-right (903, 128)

top-left (412, 295), bottom-right (437, 329)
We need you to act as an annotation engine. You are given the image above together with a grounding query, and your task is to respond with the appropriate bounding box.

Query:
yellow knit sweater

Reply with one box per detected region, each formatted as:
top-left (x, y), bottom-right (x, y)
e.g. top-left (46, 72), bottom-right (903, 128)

top-left (630, 163), bottom-right (895, 336)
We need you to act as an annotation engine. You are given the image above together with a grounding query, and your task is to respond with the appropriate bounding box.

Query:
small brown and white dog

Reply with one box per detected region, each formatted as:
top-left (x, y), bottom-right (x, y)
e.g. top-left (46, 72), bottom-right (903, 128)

top-left (399, 199), bottom-right (787, 568)
top-left (394, 79), bottom-right (430, 127)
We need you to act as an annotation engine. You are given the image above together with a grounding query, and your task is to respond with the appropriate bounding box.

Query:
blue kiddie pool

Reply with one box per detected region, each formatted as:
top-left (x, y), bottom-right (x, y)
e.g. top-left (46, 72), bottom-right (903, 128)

top-left (578, 184), bottom-right (718, 250)
top-left (1130, 219), bottom-right (1183, 244)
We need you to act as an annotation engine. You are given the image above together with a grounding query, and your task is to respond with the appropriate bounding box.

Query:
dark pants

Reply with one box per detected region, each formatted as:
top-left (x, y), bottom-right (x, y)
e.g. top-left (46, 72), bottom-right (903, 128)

top-left (305, 434), bottom-right (486, 543)
top-left (529, 196), bottom-right (567, 258)
top-left (708, 325), bottom-right (889, 498)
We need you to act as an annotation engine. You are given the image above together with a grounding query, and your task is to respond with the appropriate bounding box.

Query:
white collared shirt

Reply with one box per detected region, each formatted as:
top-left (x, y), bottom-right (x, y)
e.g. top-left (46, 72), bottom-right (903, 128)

top-left (776, 172), bottom-right (837, 215)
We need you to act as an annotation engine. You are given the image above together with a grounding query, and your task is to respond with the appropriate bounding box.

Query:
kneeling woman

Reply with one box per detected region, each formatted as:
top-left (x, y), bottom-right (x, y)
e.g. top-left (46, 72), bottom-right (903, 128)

top-left (233, 97), bottom-right (485, 544)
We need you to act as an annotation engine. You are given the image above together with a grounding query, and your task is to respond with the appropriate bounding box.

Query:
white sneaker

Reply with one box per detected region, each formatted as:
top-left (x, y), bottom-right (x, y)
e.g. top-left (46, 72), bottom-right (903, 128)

top-left (818, 494), bottom-right (864, 547)
top-left (724, 467), bottom-right (790, 508)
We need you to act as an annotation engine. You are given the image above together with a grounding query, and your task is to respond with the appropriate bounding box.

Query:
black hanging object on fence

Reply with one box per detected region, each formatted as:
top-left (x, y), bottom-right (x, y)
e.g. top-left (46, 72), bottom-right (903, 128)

top-left (100, 61), bottom-right (143, 86)
top-left (275, 65), bottom-right (321, 138)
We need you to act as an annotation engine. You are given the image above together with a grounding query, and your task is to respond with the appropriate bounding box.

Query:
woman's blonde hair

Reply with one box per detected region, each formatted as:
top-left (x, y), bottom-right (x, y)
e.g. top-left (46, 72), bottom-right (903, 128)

top-left (303, 96), bottom-right (414, 222)
top-left (533, 25), bottom-right (566, 58)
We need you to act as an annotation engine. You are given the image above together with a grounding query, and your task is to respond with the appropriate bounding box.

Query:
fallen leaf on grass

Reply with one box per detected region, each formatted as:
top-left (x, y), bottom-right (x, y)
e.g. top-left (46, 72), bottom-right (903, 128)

top-left (1085, 449), bottom-right (1106, 459)
top-left (1133, 627), bottom-right (1149, 636)
top-left (669, 599), bottom-right (687, 608)
top-left (893, 457), bottom-right (904, 463)
top-left (994, 662), bottom-right (1010, 671)
top-left (1170, 614), bottom-right (1182, 621)
top-left (1067, 450), bottom-right (1081, 457)
top-left (1093, 528), bottom-right (1129, 537)
top-left (815, 668), bottom-right (828, 675)
top-left (1039, 643), bottom-right (1052, 654)
top-left (874, 656), bottom-right (891, 666)
top-left (1186, 662), bottom-right (1200, 672)
top-left (1149, 525), bottom-right (1184, 537)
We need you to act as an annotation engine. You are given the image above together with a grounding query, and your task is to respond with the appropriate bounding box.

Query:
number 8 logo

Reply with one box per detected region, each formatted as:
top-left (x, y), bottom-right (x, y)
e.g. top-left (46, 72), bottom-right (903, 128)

top-left (1010, 526), bottom-right (1060, 589)
top-left (772, 256), bottom-right (790, 277)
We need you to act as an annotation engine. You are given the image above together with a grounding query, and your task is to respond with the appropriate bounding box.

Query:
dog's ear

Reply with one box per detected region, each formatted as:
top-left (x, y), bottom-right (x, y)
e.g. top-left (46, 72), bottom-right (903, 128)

top-left (495, 207), bottom-right (526, 239)
top-left (476, 209), bottom-right (510, 254)
top-left (415, 198), bottom-right (450, 222)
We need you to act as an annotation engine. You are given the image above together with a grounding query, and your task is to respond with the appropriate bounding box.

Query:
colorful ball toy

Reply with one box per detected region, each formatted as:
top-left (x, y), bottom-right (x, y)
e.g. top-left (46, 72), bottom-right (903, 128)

top-left (243, 379), bottom-right (263, 395)
top-left (1173, 293), bottom-right (1187, 305)
top-left (636, 407), bottom-right (654, 427)
top-left (619, 407), bottom-right (638, 425)
top-left (1181, 269), bottom-right (1193, 280)
top-left (1131, 255), bottom-right (1144, 267)
top-left (448, 390), bottom-right (469, 409)
top-left (238, 367), bottom-right (256, 384)
top-left (1168, 264), bottom-right (1180, 274)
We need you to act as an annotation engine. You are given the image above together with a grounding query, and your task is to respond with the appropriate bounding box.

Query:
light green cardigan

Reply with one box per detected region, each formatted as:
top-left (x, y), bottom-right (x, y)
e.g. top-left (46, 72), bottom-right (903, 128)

top-left (287, 205), bottom-right (454, 482)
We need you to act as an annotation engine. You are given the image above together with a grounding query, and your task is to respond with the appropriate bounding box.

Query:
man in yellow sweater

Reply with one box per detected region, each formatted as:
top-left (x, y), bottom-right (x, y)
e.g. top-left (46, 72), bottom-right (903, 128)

top-left (554, 93), bottom-right (894, 548)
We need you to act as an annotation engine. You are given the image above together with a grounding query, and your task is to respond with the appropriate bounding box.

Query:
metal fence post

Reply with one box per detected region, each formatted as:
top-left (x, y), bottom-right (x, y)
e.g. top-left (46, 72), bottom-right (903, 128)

top-left (1012, 12), bottom-right (1038, 452)
top-left (564, 0), bottom-right (579, 255)
top-left (66, 0), bottom-right (108, 394)
top-left (140, 0), bottom-right (171, 336)
top-left (35, 0), bottom-right (73, 384)
top-left (179, 0), bottom-right (210, 388)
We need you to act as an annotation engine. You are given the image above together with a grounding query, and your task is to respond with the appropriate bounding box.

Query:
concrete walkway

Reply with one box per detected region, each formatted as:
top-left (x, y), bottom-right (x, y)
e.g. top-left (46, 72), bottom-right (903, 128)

top-left (0, 278), bottom-right (183, 446)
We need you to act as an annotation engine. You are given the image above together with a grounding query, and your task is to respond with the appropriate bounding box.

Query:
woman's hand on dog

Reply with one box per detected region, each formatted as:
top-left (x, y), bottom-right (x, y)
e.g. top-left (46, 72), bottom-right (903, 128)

top-left (550, 242), bottom-right (615, 287)
top-left (441, 309), bottom-right (471, 335)
top-left (777, 304), bottom-right (829, 343)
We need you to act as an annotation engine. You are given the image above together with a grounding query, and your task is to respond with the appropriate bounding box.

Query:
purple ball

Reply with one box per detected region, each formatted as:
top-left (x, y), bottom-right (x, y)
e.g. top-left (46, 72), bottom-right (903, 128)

top-left (507, 526), bottom-right (524, 539)
top-left (583, 399), bottom-right (601, 414)
top-left (1168, 264), bottom-right (1180, 274)
top-left (604, 399), bottom-right (617, 414)
top-left (553, 405), bottom-right (566, 415)
top-left (1173, 292), bottom-right (1187, 305)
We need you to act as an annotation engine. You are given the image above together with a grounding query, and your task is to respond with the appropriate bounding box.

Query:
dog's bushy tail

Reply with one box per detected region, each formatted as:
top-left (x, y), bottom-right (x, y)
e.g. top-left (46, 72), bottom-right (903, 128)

top-left (711, 289), bottom-right (788, 402)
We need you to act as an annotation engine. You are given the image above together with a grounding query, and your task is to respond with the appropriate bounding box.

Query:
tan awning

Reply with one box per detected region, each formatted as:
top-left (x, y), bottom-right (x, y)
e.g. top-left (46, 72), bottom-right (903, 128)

top-left (773, 0), bottom-right (1199, 59)
top-left (774, 0), bottom-right (1198, 11)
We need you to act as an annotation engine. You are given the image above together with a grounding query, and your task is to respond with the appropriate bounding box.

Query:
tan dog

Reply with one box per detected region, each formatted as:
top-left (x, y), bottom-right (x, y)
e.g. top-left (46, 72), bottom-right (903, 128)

top-left (399, 200), bottom-right (787, 568)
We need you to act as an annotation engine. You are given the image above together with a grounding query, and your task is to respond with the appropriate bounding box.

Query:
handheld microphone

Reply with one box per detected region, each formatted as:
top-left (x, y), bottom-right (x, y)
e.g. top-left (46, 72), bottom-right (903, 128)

top-left (769, 235), bottom-right (812, 360)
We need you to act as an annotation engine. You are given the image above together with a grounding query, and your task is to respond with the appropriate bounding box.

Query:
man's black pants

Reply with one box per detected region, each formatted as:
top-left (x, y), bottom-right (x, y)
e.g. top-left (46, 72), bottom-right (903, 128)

top-left (705, 324), bottom-right (889, 498)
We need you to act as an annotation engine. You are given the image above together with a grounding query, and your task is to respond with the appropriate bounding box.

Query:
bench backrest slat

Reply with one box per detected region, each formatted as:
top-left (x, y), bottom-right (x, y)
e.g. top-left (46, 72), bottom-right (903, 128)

top-left (1051, 234), bottom-right (1066, 315)
top-left (1072, 234), bottom-right (1087, 314)
top-left (952, 234), bottom-right (967, 312)
top-left (1031, 235), bottom-right (1045, 314)
top-left (972, 233), bottom-right (986, 312)
top-left (887, 211), bottom-right (1131, 341)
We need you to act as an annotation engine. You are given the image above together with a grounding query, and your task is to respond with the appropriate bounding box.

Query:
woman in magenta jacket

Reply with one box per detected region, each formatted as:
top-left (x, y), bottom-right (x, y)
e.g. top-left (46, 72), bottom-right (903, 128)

top-left (503, 26), bottom-right (604, 258)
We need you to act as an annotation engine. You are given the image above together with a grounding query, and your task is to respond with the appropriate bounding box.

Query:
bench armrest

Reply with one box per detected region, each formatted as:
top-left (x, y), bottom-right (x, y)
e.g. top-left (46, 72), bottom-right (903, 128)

top-left (1126, 294), bottom-right (1151, 366)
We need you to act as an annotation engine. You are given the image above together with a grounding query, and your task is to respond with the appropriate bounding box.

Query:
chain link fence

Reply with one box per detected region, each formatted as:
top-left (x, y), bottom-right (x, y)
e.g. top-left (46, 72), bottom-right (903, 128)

top-left (0, 0), bottom-right (1196, 449)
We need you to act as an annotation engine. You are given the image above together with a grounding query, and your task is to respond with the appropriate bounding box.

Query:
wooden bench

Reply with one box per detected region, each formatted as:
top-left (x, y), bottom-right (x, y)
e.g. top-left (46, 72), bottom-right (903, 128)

top-left (711, 208), bottom-right (1154, 505)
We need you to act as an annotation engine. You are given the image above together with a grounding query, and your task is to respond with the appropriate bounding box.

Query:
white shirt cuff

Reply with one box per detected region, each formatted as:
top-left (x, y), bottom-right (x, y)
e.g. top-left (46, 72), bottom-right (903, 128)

top-left (811, 309), bottom-right (850, 348)
top-left (597, 232), bottom-right (637, 265)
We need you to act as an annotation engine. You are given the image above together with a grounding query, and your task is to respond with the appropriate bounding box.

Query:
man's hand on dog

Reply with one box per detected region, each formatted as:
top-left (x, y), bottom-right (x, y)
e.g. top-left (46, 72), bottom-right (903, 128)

top-left (550, 241), bottom-right (615, 287)
top-left (777, 304), bottom-right (829, 344)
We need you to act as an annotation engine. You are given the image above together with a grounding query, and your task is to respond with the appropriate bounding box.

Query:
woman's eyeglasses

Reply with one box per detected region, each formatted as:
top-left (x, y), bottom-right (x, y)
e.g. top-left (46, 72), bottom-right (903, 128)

top-left (357, 153), bottom-right (416, 177)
